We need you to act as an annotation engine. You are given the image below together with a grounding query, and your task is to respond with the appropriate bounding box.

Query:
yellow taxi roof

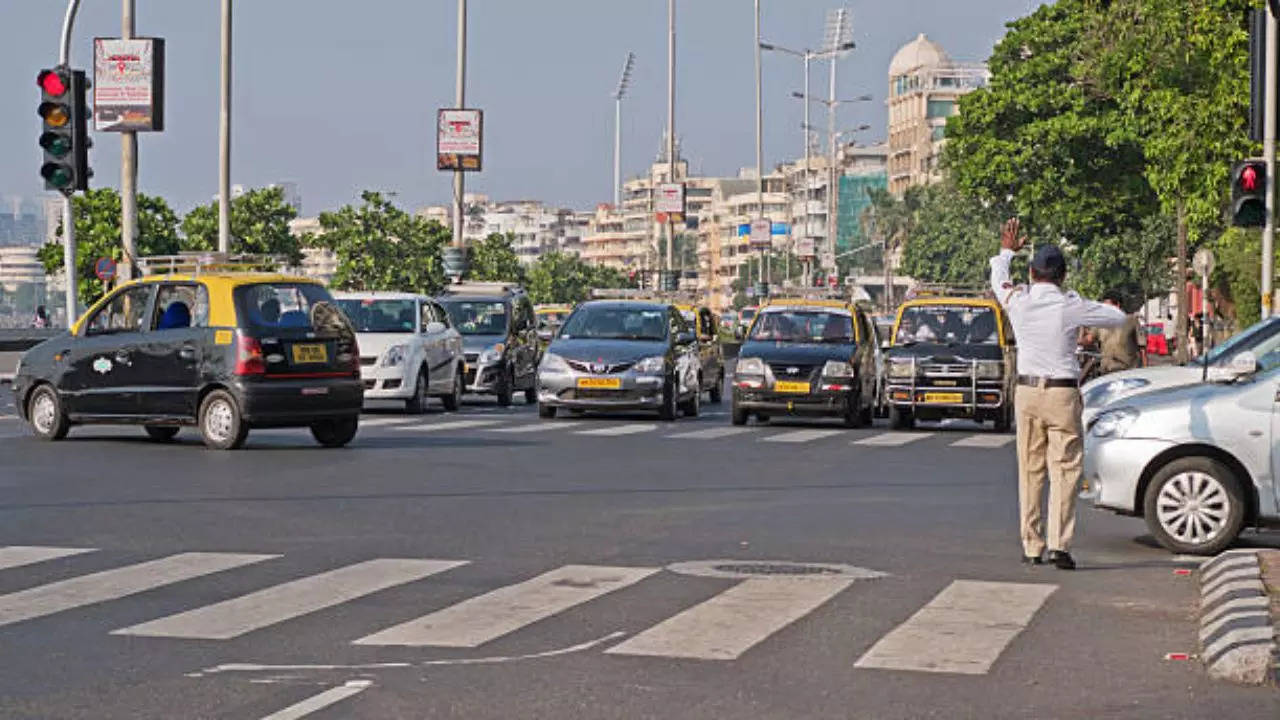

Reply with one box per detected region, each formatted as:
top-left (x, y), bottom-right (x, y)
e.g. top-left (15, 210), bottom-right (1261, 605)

top-left (764, 297), bottom-right (852, 310)
top-left (897, 296), bottom-right (1001, 312)
top-left (535, 304), bottom-right (573, 314)
top-left (132, 272), bottom-right (321, 289)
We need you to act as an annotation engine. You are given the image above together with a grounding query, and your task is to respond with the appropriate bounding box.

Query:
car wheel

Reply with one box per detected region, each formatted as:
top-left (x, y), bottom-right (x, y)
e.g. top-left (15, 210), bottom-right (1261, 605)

top-left (680, 382), bottom-right (700, 418)
top-left (199, 389), bottom-right (248, 450)
top-left (538, 403), bottom-right (557, 419)
top-left (842, 393), bottom-right (867, 428)
top-left (27, 385), bottom-right (69, 441)
top-left (658, 378), bottom-right (678, 421)
top-left (496, 366), bottom-right (514, 407)
top-left (709, 371), bottom-right (724, 404)
top-left (524, 385), bottom-right (538, 404)
top-left (405, 368), bottom-right (429, 414)
top-left (731, 403), bottom-right (748, 425)
top-left (311, 416), bottom-right (359, 448)
top-left (144, 425), bottom-right (180, 442)
top-left (441, 367), bottom-right (463, 412)
top-left (889, 405), bottom-right (914, 430)
top-left (993, 404), bottom-right (1013, 433)
top-left (1143, 457), bottom-right (1246, 556)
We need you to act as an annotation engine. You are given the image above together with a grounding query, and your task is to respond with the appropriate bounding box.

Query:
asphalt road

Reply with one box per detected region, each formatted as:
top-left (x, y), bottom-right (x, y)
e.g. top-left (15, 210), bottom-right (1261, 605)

top-left (0, 385), bottom-right (1277, 719)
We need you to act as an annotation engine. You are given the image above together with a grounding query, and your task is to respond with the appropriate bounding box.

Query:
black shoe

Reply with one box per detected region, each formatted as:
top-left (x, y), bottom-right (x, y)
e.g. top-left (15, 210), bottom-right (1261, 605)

top-left (1047, 550), bottom-right (1076, 570)
top-left (1021, 554), bottom-right (1043, 565)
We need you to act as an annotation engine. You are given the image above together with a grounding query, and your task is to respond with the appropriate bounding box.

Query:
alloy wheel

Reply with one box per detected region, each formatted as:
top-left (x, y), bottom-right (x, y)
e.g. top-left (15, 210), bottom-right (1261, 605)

top-left (1155, 471), bottom-right (1231, 547)
top-left (204, 398), bottom-right (235, 445)
top-left (31, 393), bottom-right (55, 435)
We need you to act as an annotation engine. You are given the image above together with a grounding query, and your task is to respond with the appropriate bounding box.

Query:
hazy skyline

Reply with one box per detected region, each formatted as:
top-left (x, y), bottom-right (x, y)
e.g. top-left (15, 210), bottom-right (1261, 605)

top-left (1, 1), bottom-right (1041, 216)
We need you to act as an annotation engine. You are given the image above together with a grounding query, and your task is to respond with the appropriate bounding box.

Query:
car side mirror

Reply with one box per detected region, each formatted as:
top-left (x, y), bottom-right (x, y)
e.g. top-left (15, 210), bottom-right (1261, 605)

top-left (424, 321), bottom-right (446, 335)
top-left (677, 331), bottom-right (696, 346)
top-left (1208, 350), bottom-right (1258, 383)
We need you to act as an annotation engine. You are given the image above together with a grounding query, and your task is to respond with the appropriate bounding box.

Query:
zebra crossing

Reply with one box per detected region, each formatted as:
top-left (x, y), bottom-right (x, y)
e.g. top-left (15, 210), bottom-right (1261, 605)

top-left (0, 544), bottom-right (1055, 673)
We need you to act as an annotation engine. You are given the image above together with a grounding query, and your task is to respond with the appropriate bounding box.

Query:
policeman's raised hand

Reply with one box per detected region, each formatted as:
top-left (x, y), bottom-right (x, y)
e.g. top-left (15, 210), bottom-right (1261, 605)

top-left (1001, 218), bottom-right (1027, 252)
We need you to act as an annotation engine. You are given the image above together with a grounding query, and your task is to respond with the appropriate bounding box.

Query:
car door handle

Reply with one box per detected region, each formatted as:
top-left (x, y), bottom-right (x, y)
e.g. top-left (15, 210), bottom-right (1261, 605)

top-left (179, 345), bottom-right (197, 360)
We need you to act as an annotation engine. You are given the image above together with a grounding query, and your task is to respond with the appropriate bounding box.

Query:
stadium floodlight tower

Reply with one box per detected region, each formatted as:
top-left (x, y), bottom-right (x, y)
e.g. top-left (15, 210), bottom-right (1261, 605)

top-left (612, 51), bottom-right (636, 208)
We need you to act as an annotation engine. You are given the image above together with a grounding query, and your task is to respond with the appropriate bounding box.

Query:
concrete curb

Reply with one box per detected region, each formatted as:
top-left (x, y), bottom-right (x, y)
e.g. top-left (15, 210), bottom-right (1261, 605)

top-left (1198, 549), bottom-right (1279, 685)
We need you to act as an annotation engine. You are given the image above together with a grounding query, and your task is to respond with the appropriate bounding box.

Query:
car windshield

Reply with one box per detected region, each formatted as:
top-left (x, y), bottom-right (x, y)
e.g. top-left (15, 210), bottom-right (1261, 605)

top-left (440, 300), bottom-right (508, 335)
top-left (335, 299), bottom-right (417, 333)
top-left (895, 305), bottom-right (999, 345)
top-left (749, 310), bottom-right (854, 344)
top-left (1200, 317), bottom-right (1280, 366)
top-left (235, 283), bottom-right (349, 335)
top-left (560, 306), bottom-right (668, 341)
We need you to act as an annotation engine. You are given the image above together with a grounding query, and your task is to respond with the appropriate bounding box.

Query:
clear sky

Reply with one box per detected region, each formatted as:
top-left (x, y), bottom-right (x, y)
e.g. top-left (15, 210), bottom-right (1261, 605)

top-left (1, 1), bottom-right (1042, 216)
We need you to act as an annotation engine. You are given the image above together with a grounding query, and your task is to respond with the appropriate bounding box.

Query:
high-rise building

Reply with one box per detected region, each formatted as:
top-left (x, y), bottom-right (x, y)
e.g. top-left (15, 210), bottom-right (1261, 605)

top-left (886, 34), bottom-right (987, 196)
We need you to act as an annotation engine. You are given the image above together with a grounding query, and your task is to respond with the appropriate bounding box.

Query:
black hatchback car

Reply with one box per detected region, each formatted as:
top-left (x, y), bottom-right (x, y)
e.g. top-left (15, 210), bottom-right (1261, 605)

top-left (437, 283), bottom-right (540, 406)
top-left (731, 298), bottom-right (878, 427)
top-left (11, 272), bottom-right (363, 449)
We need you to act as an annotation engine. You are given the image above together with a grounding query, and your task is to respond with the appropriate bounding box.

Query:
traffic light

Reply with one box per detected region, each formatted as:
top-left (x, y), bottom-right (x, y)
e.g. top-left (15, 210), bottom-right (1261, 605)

top-left (1230, 159), bottom-right (1266, 228)
top-left (37, 66), bottom-right (91, 193)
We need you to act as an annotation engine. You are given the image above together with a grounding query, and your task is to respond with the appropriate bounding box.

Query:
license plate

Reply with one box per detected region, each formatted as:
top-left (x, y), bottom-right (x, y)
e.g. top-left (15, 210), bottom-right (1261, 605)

top-left (923, 392), bottom-right (964, 404)
top-left (774, 381), bottom-right (810, 394)
top-left (577, 377), bottom-right (621, 389)
top-left (301, 387), bottom-right (329, 396)
top-left (291, 343), bottom-right (328, 364)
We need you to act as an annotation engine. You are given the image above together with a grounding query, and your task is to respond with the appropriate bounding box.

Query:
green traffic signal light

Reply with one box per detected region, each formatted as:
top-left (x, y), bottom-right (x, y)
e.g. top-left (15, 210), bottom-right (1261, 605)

top-left (39, 132), bottom-right (71, 157)
top-left (40, 163), bottom-right (73, 188)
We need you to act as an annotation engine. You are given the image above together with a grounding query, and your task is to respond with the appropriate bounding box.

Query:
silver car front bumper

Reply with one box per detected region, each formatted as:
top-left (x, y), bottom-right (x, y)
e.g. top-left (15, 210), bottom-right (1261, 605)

top-left (537, 368), bottom-right (665, 410)
top-left (1083, 435), bottom-right (1175, 514)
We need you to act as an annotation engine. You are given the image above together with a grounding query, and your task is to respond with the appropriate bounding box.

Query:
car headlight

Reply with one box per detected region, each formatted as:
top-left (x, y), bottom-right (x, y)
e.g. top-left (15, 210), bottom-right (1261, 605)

top-left (822, 360), bottom-right (855, 377)
top-left (479, 343), bottom-right (505, 364)
top-left (976, 360), bottom-right (1003, 379)
top-left (1089, 407), bottom-right (1139, 439)
top-left (1083, 378), bottom-right (1150, 408)
top-left (887, 359), bottom-right (914, 379)
top-left (539, 352), bottom-right (569, 374)
top-left (381, 344), bottom-right (408, 368)
top-left (736, 357), bottom-right (766, 376)
top-left (634, 355), bottom-right (665, 374)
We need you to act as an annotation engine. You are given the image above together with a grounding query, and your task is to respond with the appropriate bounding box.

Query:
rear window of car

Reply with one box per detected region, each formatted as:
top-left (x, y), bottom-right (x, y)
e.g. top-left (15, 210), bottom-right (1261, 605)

top-left (234, 283), bottom-right (344, 334)
top-left (335, 299), bottom-right (417, 333)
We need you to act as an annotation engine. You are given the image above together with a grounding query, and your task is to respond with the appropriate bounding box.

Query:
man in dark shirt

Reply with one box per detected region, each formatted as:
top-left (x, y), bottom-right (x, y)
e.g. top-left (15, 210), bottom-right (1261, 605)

top-left (1096, 290), bottom-right (1146, 374)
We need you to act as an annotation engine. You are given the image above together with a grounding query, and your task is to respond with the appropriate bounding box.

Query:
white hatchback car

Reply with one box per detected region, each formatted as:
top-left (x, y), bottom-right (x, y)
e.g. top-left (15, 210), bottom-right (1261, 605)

top-left (333, 292), bottom-right (464, 413)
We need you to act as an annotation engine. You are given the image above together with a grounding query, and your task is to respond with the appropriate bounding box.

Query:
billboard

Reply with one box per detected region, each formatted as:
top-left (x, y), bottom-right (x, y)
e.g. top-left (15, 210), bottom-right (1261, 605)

top-left (437, 109), bottom-right (483, 171)
top-left (749, 219), bottom-right (771, 249)
top-left (655, 183), bottom-right (685, 214)
top-left (93, 38), bottom-right (165, 132)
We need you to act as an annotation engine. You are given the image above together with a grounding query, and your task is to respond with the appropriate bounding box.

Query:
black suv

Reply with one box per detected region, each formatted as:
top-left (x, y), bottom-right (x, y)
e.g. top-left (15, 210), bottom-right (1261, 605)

top-left (437, 283), bottom-right (540, 406)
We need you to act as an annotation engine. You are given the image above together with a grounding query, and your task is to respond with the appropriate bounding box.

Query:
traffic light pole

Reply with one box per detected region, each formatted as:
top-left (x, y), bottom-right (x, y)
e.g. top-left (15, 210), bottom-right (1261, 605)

top-left (1264, 8), bottom-right (1277, 318)
top-left (119, 0), bottom-right (137, 283)
top-left (59, 0), bottom-right (81, 328)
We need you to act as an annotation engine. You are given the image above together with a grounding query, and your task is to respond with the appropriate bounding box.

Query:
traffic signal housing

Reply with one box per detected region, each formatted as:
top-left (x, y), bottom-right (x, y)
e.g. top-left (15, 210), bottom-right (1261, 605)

top-left (1231, 160), bottom-right (1266, 228)
top-left (37, 66), bottom-right (91, 193)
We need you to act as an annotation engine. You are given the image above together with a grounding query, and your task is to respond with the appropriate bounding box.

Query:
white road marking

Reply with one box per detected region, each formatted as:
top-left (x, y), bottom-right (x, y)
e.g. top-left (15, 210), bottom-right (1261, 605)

top-left (606, 576), bottom-right (853, 660)
top-left (0, 415), bottom-right (19, 422)
top-left (356, 416), bottom-right (419, 428)
top-left (854, 580), bottom-right (1056, 674)
top-left (852, 432), bottom-right (930, 447)
top-left (112, 558), bottom-right (466, 640)
top-left (487, 422), bottom-right (582, 433)
top-left (355, 564), bottom-right (659, 648)
top-left (391, 419), bottom-right (502, 432)
top-left (950, 434), bottom-right (1015, 448)
top-left (762, 429), bottom-right (845, 443)
top-left (574, 424), bottom-right (658, 437)
top-left (258, 680), bottom-right (372, 720)
top-left (0, 552), bottom-right (276, 628)
top-left (0, 546), bottom-right (95, 572)
top-left (666, 427), bottom-right (754, 440)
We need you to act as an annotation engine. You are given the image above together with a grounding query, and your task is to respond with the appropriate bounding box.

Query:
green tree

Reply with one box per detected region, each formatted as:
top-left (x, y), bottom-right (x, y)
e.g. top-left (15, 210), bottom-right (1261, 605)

top-left (1074, 214), bottom-right (1176, 307)
top-left (526, 252), bottom-right (630, 304)
top-left (38, 188), bottom-right (181, 307)
top-left (466, 232), bottom-right (525, 282)
top-left (181, 186), bottom-right (303, 264)
top-left (310, 191), bottom-right (447, 294)
top-left (1213, 226), bottom-right (1274, 328)
top-left (898, 182), bottom-right (1006, 287)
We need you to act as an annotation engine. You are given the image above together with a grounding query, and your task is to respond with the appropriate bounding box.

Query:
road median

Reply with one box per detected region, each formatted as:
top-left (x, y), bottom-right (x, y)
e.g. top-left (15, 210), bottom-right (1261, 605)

top-left (1198, 549), bottom-right (1280, 685)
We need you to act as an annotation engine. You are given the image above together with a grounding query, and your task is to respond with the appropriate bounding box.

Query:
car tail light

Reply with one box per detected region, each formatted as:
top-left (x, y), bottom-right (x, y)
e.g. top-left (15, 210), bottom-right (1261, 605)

top-left (345, 338), bottom-right (361, 377)
top-left (235, 335), bottom-right (266, 376)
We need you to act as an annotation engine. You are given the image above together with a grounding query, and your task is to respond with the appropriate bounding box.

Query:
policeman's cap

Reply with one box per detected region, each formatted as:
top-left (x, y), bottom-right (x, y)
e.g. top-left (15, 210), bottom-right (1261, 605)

top-left (1031, 244), bottom-right (1067, 277)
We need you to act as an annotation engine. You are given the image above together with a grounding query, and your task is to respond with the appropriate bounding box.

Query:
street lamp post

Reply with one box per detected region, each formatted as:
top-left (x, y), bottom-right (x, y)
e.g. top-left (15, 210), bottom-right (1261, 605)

top-left (612, 52), bottom-right (635, 209)
top-left (218, 0), bottom-right (232, 253)
top-left (754, 0), bottom-right (764, 288)
top-left (452, 0), bottom-right (467, 250)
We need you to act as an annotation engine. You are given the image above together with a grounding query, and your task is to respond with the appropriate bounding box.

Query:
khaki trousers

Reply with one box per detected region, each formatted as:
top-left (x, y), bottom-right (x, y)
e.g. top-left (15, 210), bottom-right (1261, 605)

top-left (1014, 383), bottom-right (1083, 556)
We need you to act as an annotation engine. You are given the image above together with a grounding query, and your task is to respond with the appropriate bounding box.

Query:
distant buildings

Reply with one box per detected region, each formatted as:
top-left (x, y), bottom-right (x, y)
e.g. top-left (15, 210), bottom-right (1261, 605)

top-left (886, 34), bottom-right (987, 196)
top-left (0, 196), bottom-right (44, 248)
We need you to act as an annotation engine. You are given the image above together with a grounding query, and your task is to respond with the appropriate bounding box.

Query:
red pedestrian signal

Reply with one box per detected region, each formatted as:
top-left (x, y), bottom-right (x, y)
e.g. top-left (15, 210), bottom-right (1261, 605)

top-left (1231, 160), bottom-right (1267, 228)
top-left (1242, 165), bottom-right (1259, 191)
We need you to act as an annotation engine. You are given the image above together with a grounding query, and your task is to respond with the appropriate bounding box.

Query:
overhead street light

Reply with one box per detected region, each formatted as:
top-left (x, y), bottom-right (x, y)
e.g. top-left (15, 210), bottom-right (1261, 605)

top-left (612, 51), bottom-right (635, 207)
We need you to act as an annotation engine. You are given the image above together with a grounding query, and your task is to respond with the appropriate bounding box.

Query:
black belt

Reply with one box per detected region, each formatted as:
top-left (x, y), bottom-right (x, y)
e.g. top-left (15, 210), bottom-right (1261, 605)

top-left (1017, 375), bottom-right (1078, 389)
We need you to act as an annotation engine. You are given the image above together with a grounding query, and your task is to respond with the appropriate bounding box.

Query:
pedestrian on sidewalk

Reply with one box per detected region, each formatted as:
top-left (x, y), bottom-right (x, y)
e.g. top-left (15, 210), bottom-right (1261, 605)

top-left (1096, 290), bottom-right (1146, 374)
top-left (990, 219), bottom-right (1126, 570)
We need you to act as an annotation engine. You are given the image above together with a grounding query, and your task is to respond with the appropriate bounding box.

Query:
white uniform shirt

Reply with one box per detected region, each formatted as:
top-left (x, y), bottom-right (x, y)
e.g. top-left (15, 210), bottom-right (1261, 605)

top-left (989, 249), bottom-right (1126, 379)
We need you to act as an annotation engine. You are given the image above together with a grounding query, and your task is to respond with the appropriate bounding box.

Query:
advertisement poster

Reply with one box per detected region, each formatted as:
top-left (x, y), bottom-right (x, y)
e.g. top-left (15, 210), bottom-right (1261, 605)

top-left (437, 109), bottom-right (483, 171)
top-left (655, 183), bottom-right (685, 214)
top-left (93, 38), bottom-right (164, 132)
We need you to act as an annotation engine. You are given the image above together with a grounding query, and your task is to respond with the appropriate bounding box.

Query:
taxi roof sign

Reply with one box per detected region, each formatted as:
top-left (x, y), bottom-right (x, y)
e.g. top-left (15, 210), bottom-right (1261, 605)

top-left (138, 253), bottom-right (285, 276)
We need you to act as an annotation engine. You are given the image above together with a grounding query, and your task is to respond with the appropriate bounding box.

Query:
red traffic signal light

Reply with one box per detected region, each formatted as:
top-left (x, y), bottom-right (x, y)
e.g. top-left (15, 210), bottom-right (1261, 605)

top-left (37, 69), bottom-right (68, 96)
top-left (1231, 159), bottom-right (1267, 228)
top-left (1241, 164), bottom-right (1260, 192)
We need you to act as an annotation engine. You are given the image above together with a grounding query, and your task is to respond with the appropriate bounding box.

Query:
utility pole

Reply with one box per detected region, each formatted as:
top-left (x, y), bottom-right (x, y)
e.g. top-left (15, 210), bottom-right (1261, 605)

top-left (1264, 6), bottom-right (1277, 318)
top-left (827, 34), bottom-right (838, 279)
top-left (666, 0), bottom-right (676, 280)
top-left (60, 0), bottom-right (81, 327)
top-left (217, 0), bottom-right (232, 253)
top-left (754, 0), bottom-right (764, 287)
top-left (802, 52), bottom-right (811, 287)
top-left (452, 0), bottom-right (467, 249)
top-left (119, 0), bottom-right (137, 281)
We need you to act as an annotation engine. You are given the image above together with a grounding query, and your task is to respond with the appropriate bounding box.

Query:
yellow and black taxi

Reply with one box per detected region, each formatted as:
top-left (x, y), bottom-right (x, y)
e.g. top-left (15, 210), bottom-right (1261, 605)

top-left (11, 261), bottom-right (363, 450)
top-left (731, 297), bottom-right (878, 427)
top-left (674, 303), bottom-right (725, 403)
top-left (535, 303), bottom-right (574, 345)
top-left (882, 289), bottom-right (1016, 431)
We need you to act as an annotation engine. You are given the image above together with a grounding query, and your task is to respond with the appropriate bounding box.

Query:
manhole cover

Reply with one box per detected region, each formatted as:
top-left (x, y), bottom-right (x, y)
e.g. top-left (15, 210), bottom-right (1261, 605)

top-left (666, 560), bottom-right (887, 581)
